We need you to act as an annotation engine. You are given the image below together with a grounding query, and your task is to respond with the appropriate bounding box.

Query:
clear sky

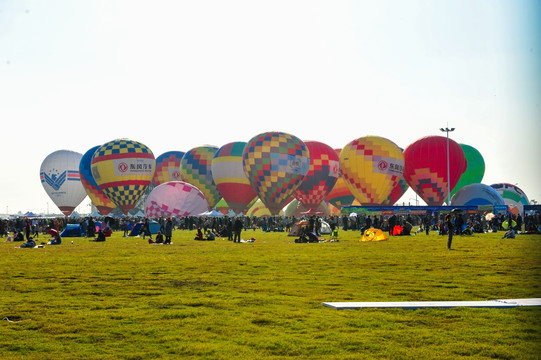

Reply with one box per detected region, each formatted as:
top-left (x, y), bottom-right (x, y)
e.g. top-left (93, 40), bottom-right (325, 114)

top-left (1, 0), bottom-right (540, 215)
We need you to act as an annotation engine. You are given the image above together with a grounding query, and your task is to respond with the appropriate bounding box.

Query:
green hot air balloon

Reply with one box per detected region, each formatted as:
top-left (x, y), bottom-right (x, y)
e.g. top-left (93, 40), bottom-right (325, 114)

top-left (450, 144), bottom-right (485, 198)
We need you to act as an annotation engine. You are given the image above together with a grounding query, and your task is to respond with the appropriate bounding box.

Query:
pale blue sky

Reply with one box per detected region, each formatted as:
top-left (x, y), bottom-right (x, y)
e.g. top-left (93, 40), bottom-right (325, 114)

top-left (1, 0), bottom-right (540, 214)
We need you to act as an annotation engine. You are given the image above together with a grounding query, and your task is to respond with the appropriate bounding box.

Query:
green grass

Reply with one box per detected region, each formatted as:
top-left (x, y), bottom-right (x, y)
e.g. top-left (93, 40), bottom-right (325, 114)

top-left (1, 228), bottom-right (540, 359)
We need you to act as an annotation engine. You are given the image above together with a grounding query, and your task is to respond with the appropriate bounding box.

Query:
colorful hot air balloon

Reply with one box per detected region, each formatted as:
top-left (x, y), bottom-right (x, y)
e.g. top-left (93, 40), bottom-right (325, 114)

top-left (382, 177), bottom-right (409, 206)
top-left (326, 149), bottom-right (356, 209)
top-left (152, 151), bottom-right (185, 187)
top-left (340, 136), bottom-right (405, 205)
top-left (490, 183), bottom-right (529, 213)
top-left (145, 181), bottom-right (209, 218)
top-left (293, 141), bottom-right (339, 211)
top-left (451, 183), bottom-right (506, 206)
top-left (450, 144), bottom-right (485, 198)
top-left (403, 135), bottom-right (467, 206)
top-left (79, 146), bottom-right (116, 215)
top-left (180, 146), bottom-right (222, 208)
top-left (91, 139), bottom-right (155, 214)
top-left (245, 199), bottom-right (284, 217)
top-left (40, 150), bottom-right (88, 216)
top-left (243, 132), bottom-right (310, 215)
top-left (211, 142), bottom-right (257, 214)
top-left (381, 147), bottom-right (409, 205)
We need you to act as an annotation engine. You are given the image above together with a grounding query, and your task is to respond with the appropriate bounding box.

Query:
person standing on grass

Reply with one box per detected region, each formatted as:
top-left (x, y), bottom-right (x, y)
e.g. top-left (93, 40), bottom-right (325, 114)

top-left (445, 213), bottom-right (454, 250)
top-left (233, 217), bottom-right (243, 243)
top-left (164, 217), bottom-right (173, 244)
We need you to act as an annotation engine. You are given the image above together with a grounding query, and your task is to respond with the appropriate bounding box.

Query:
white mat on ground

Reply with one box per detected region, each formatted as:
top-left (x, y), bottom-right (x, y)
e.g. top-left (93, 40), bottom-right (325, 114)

top-left (323, 298), bottom-right (541, 309)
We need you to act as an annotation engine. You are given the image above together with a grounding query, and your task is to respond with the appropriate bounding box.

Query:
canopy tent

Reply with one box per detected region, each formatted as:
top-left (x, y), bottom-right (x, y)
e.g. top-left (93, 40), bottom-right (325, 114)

top-left (60, 224), bottom-right (83, 237)
top-left (198, 210), bottom-right (224, 217)
top-left (24, 211), bottom-right (39, 217)
top-left (361, 228), bottom-right (388, 242)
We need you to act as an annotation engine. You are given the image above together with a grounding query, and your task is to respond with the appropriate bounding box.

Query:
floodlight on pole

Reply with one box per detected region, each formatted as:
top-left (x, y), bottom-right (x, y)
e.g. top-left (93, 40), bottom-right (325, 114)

top-left (440, 126), bottom-right (455, 205)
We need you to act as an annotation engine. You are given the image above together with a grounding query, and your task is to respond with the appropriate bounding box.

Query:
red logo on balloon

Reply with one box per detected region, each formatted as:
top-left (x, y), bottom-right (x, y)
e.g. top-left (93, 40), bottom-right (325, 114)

top-left (118, 162), bottom-right (128, 173)
top-left (172, 171), bottom-right (181, 179)
top-left (378, 160), bottom-right (388, 171)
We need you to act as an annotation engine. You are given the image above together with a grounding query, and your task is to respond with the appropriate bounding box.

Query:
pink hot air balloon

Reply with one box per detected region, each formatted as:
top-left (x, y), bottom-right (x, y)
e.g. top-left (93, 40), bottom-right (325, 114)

top-left (145, 181), bottom-right (209, 218)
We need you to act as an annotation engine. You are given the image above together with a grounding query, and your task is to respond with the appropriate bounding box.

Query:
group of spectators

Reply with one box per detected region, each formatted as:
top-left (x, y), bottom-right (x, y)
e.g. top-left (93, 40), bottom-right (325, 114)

top-left (2, 209), bottom-right (539, 245)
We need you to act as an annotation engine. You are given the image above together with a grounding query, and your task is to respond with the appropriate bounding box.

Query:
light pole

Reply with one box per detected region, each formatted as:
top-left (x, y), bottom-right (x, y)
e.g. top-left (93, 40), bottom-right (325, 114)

top-left (440, 126), bottom-right (455, 205)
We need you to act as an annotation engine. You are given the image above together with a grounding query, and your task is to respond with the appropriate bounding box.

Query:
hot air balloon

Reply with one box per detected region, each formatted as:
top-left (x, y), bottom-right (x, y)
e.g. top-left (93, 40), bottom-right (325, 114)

top-left (490, 183), bottom-right (529, 213)
top-left (246, 199), bottom-right (284, 217)
top-left (403, 136), bottom-right (467, 206)
top-left (180, 146), bottom-right (222, 208)
top-left (40, 150), bottom-right (88, 216)
top-left (326, 149), bottom-right (356, 209)
top-left (340, 136), bottom-right (405, 205)
top-left (211, 142), bottom-right (257, 214)
top-left (243, 132), bottom-right (310, 215)
top-left (381, 147), bottom-right (409, 205)
top-left (293, 141), bottom-right (339, 211)
top-left (382, 177), bottom-right (409, 206)
top-left (145, 181), bottom-right (209, 218)
top-left (450, 144), bottom-right (485, 198)
top-left (152, 151), bottom-right (185, 187)
top-left (451, 183), bottom-right (506, 206)
top-left (79, 146), bottom-right (116, 215)
top-left (91, 139), bottom-right (155, 215)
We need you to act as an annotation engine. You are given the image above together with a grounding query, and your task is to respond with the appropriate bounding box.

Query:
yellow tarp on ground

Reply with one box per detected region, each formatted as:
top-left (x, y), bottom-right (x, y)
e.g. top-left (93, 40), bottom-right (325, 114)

top-left (360, 228), bottom-right (388, 242)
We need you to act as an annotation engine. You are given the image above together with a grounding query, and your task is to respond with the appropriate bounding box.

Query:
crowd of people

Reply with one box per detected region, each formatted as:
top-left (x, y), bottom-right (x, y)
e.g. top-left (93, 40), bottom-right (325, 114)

top-left (1, 208), bottom-right (539, 249)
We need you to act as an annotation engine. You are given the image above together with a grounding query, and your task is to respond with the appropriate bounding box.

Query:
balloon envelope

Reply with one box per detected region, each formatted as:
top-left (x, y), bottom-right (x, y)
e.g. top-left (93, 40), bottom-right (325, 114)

top-left (340, 136), bottom-right (405, 205)
top-left (490, 183), bottom-right (529, 213)
top-left (79, 146), bottom-right (116, 215)
top-left (145, 181), bottom-right (209, 218)
top-left (211, 142), bottom-right (257, 214)
top-left (451, 183), bottom-right (506, 206)
top-left (180, 146), bottom-right (222, 208)
top-left (91, 139), bottom-right (155, 214)
top-left (243, 132), bottom-right (310, 215)
top-left (326, 149), bottom-right (356, 208)
top-left (450, 144), bottom-right (485, 198)
top-left (40, 150), bottom-right (88, 216)
top-left (152, 151), bottom-right (185, 187)
top-left (293, 141), bottom-right (339, 210)
top-left (403, 135), bottom-right (467, 206)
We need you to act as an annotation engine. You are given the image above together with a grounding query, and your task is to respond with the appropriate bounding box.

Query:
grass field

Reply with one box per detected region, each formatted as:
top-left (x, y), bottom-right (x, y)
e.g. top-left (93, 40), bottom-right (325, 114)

top-left (1, 227), bottom-right (540, 359)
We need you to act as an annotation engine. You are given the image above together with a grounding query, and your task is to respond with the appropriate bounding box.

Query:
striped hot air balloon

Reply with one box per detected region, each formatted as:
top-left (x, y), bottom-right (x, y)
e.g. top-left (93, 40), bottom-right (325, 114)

top-left (211, 142), bottom-right (257, 214)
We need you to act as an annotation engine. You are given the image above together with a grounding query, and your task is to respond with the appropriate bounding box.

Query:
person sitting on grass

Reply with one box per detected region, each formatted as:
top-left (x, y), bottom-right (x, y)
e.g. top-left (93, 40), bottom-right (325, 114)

top-left (502, 228), bottom-right (516, 239)
top-left (205, 231), bottom-right (215, 241)
top-left (90, 229), bottom-right (106, 242)
top-left (19, 237), bottom-right (36, 248)
top-left (154, 231), bottom-right (164, 244)
top-left (48, 235), bottom-right (62, 245)
top-left (194, 227), bottom-right (204, 240)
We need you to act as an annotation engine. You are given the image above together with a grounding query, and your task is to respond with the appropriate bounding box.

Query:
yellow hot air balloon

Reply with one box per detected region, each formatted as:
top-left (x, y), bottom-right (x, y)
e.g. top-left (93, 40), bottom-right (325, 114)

top-left (340, 136), bottom-right (404, 205)
top-left (91, 139), bottom-right (155, 214)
